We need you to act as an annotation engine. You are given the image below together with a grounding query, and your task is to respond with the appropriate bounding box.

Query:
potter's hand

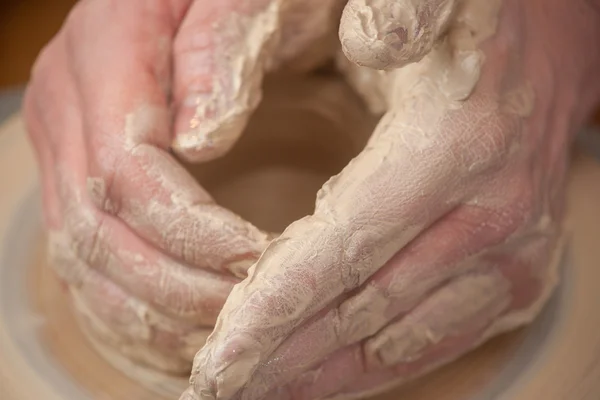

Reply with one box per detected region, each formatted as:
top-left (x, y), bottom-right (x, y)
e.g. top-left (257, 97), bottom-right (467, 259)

top-left (22, 0), bottom-right (306, 373)
top-left (24, 0), bottom-right (345, 374)
top-left (184, 0), bottom-right (600, 399)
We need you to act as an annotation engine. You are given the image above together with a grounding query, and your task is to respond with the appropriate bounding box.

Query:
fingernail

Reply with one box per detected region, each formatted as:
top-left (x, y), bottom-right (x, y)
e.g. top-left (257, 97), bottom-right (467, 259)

top-left (173, 85), bottom-right (254, 163)
top-left (172, 120), bottom-right (235, 163)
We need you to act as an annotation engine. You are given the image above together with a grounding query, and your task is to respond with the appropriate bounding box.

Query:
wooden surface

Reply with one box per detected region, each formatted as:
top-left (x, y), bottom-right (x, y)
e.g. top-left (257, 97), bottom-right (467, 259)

top-left (1, 110), bottom-right (600, 400)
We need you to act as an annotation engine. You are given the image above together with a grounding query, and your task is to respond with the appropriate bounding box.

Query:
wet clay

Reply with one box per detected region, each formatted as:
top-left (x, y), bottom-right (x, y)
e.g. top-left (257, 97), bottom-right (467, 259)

top-left (29, 248), bottom-right (530, 400)
top-left (184, 74), bottom-right (376, 233)
top-left (3, 118), bottom-right (600, 400)
top-left (172, 0), bottom-right (347, 163)
top-left (3, 115), bottom-right (600, 400)
top-left (187, 1), bottom-right (527, 399)
top-left (67, 74), bottom-right (378, 383)
top-left (27, 1), bottom-right (558, 399)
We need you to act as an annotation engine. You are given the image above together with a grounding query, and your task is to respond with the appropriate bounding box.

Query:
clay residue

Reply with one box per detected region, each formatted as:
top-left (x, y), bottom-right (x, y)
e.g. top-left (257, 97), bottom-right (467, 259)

top-left (188, 1), bottom-right (509, 399)
top-left (340, 0), bottom-right (458, 70)
top-left (172, 1), bottom-right (283, 162)
top-left (341, 0), bottom-right (504, 113)
top-left (172, 0), bottom-right (347, 163)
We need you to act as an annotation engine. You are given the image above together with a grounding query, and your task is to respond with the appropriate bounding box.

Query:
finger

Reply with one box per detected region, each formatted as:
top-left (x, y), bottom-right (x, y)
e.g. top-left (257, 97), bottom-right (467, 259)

top-left (273, 0), bottom-right (345, 71)
top-left (31, 8), bottom-right (242, 323)
top-left (172, 0), bottom-right (345, 161)
top-left (365, 268), bottom-right (510, 368)
top-left (48, 202), bottom-right (238, 325)
top-left (171, 0), bottom-right (282, 162)
top-left (23, 31), bottom-right (80, 230)
top-left (339, 0), bottom-right (457, 69)
top-left (475, 231), bottom-right (563, 336)
top-left (65, 262), bottom-right (211, 372)
top-left (63, 1), bottom-right (270, 276)
top-left (44, 135), bottom-right (239, 325)
top-left (88, 141), bottom-right (270, 277)
top-left (234, 203), bottom-right (526, 399)
top-left (185, 30), bottom-right (518, 395)
top-left (266, 268), bottom-right (511, 400)
top-left (22, 89), bottom-right (62, 229)
top-left (69, 270), bottom-right (194, 373)
top-left (186, 107), bottom-right (468, 399)
top-left (278, 331), bottom-right (484, 400)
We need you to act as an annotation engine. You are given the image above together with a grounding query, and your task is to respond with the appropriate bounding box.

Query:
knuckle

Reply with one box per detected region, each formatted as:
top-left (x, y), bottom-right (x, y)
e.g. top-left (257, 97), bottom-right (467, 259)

top-left (76, 215), bottom-right (106, 269)
top-left (29, 35), bottom-right (65, 86)
top-left (47, 233), bottom-right (87, 286)
top-left (63, 206), bottom-right (109, 272)
top-left (341, 0), bottom-right (455, 69)
top-left (472, 175), bottom-right (538, 241)
top-left (450, 96), bottom-right (521, 175)
top-left (86, 175), bottom-right (120, 215)
top-left (502, 176), bottom-right (538, 229)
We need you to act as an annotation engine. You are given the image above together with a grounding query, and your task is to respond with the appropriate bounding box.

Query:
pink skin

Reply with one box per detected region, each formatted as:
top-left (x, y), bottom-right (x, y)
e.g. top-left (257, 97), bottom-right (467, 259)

top-left (183, 0), bottom-right (600, 399)
top-left (23, 0), bottom-right (336, 373)
top-left (24, 0), bottom-right (600, 397)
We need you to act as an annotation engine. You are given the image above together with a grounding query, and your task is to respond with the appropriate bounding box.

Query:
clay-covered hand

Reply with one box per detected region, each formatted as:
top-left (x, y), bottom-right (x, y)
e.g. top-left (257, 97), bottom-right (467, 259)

top-left (22, 0), bottom-right (338, 373)
top-left (184, 0), bottom-right (600, 399)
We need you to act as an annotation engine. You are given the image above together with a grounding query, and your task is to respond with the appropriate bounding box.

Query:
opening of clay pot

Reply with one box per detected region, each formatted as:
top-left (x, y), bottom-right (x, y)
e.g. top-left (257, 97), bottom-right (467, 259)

top-left (184, 74), bottom-right (378, 233)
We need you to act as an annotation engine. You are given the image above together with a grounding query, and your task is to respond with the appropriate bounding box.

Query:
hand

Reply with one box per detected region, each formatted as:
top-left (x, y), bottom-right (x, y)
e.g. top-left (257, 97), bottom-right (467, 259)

top-left (184, 0), bottom-right (600, 398)
top-left (23, 0), bottom-right (340, 373)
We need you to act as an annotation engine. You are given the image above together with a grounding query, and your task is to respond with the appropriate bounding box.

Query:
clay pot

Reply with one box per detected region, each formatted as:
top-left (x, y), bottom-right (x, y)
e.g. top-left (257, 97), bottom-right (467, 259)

top-left (69, 73), bottom-right (378, 385)
top-left (185, 73), bottom-right (377, 234)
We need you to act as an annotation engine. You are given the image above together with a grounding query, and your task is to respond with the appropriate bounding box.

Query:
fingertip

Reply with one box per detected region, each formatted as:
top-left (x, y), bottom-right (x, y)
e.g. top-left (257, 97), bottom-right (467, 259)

top-left (340, 0), bottom-right (457, 70)
top-left (171, 101), bottom-right (248, 163)
top-left (264, 345), bottom-right (366, 400)
top-left (339, 1), bottom-right (402, 70)
top-left (191, 331), bottom-right (264, 399)
top-left (179, 386), bottom-right (198, 400)
top-left (171, 0), bottom-right (275, 164)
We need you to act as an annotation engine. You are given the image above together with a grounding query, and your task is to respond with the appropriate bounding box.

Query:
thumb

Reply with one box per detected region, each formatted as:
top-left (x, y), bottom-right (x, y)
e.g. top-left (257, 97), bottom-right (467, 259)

top-left (184, 107), bottom-right (464, 399)
top-left (340, 0), bottom-right (457, 69)
top-left (171, 0), bottom-right (282, 163)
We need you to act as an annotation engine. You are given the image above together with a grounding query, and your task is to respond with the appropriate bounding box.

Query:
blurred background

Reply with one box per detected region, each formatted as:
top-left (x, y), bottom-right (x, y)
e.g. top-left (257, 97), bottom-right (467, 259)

top-left (1, 0), bottom-right (76, 87)
top-left (0, 0), bottom-right (76, 120)
top-left (0, 0), bottom-right (599, 124)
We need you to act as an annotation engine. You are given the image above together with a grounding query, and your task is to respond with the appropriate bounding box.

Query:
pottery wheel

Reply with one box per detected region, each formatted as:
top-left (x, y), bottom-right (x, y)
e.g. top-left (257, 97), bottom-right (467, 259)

top-left (2, 85), bottom-right (600, 399)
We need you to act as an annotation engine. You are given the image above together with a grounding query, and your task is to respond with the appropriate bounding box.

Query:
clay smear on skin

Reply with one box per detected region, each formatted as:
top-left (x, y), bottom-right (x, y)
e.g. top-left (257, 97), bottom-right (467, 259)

top-left (340, 0), bottom-right (458, 70)
top-left (172, 0), bottom-right (345, 160)
top-left (186, 1), bottom-right (520, 399)
top-left (54, 0), bottom-right (343, 374)
top-left (115, 104), bottom-right (271, 276)
top-left (172, 1), bottom-right (282, 160)
top-left (50, 0), bottom-right (549, 397)
top-left (336, 0), bottom-right (549, 390)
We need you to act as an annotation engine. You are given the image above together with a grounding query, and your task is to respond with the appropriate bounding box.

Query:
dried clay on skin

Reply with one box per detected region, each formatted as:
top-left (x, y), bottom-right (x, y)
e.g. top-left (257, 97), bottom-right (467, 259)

top-left (188, 1), bottom-right (525, 399)
top-left (56, 0), bottom-right (554, 396)
top-left (172, 0), bottom-right (345, 162)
